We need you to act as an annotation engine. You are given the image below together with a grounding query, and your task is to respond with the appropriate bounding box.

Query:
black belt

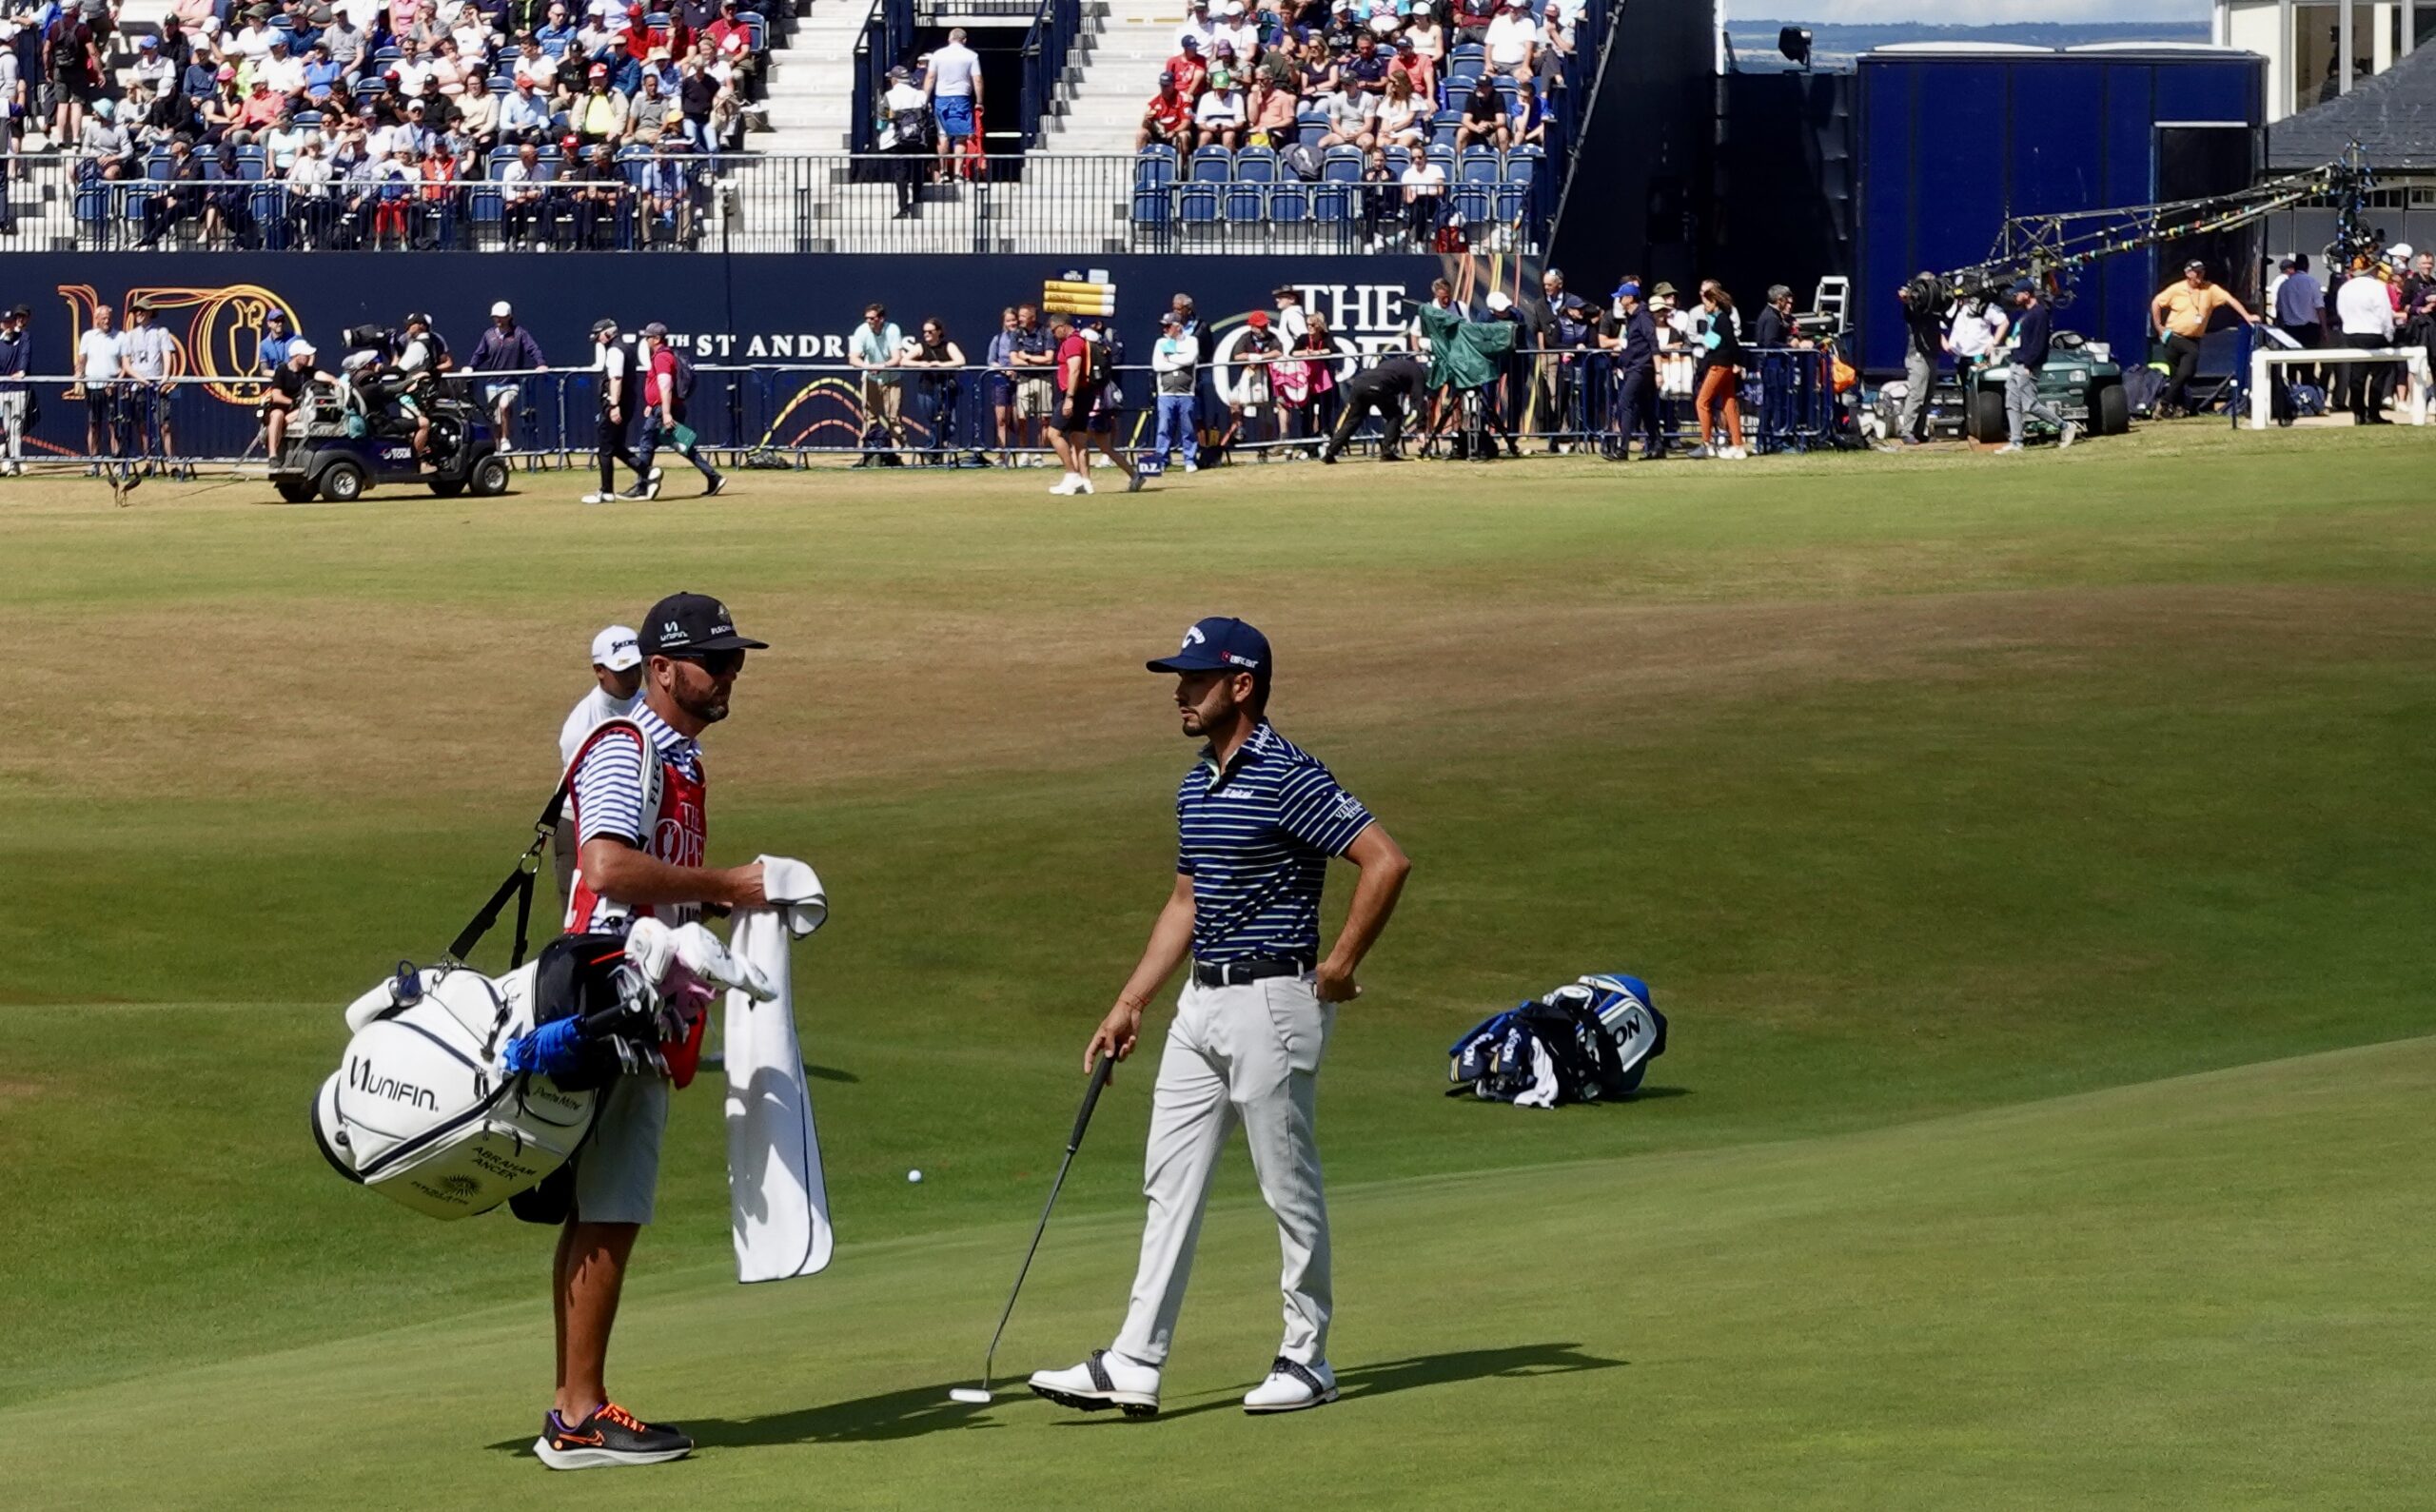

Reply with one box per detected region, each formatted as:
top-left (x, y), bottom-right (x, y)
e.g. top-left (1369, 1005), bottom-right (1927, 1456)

top-left (1192, 955), bottom-right (1313, 989)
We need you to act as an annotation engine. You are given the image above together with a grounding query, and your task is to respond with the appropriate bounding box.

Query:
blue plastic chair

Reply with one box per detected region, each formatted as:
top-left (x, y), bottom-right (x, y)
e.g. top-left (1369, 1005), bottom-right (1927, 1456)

top-left (1227, 146), bottom-right (1276, 221)
top-left (738, 10), bottom-right (767, 51)
top-left (1268, 181), bottom-right (1308, 225)
top-left (1496, 147), bottom-right (1538, 221)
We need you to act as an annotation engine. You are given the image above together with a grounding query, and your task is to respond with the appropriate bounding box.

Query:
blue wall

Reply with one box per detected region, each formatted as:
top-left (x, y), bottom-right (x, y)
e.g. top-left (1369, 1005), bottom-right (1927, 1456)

top-left (1856, 52), bottom-right (2264, 371)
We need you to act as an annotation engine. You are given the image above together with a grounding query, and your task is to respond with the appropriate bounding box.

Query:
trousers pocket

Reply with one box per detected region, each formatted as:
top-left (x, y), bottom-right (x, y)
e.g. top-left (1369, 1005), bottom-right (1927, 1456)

top-left (1260, 978), bottom-right (1329, 1077)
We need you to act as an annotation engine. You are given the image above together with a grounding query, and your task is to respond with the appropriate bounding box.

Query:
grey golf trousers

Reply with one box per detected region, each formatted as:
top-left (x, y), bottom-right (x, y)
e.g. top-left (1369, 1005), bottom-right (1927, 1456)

top-left (2005, 366), bottom-right (2065, 444)
top-left (1113, 973), bottom-right (1336, 1368)
top-left (1897, 348), bottom-right (1935, 440)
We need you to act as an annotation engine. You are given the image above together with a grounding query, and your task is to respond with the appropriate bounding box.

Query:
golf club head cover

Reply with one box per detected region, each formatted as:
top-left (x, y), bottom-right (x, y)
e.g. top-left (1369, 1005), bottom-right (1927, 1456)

top-left (501, 1016), bottom-right (588, 1077)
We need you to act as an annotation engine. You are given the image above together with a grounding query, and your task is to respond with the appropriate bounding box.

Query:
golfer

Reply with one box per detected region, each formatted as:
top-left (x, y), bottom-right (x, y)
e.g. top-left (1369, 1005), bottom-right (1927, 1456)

top-left (536, 592), bottom-right (768, 1471)
top-left (552, 623), bottom-right (643, 908)
top-left (1031, 617), bottom-right (1410, 1417)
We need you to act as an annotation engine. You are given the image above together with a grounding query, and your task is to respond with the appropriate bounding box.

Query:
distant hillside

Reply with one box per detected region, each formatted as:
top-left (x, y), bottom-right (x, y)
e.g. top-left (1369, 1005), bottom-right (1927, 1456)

top-left (1728, 19), bottom-right (2213, 69)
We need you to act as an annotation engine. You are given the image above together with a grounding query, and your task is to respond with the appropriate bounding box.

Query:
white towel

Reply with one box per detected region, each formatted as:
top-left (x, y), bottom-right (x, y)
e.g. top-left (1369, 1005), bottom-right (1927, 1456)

top-left (724, 855), bottom-right (833, 1283)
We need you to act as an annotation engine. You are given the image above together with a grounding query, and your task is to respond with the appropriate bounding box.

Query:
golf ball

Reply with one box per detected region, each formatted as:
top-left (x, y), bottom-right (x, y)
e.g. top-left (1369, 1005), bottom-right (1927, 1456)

top-left (907, 1168), bottom-right (923, 1183)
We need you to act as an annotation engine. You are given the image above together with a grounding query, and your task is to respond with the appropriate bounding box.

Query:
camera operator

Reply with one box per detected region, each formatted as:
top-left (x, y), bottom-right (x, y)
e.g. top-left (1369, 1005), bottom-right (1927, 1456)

top-left (1320, 351), bottom-right (1428, 463)
top-left (1893, 271), bottom-right (1942, 446)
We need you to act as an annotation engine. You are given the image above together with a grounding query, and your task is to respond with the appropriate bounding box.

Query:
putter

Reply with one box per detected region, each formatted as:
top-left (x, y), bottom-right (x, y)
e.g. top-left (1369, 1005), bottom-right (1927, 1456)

top-left (948, 1051), bottom-right (1115, 1405)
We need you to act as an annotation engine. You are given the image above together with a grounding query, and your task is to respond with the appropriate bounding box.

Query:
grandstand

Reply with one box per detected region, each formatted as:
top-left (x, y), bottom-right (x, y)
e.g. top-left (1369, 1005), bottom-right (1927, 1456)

top-left (0, 0), bottom-right (1614, 255)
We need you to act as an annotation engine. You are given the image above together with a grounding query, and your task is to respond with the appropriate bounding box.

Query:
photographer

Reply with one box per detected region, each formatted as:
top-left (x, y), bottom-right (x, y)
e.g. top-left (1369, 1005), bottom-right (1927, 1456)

top-left (1893, 271), bottom-right (1942, 446)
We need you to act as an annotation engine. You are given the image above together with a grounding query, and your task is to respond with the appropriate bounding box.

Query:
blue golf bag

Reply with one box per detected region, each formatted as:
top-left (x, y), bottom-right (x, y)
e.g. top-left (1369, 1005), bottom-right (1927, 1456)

top-left (1448, 973), bottom-right (1668, 1107)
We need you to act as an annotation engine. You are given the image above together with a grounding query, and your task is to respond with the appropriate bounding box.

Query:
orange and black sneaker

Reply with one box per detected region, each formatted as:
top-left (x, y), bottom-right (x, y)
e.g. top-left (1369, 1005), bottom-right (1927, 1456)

top-left (533, 1402), bottom-right (694, 1470)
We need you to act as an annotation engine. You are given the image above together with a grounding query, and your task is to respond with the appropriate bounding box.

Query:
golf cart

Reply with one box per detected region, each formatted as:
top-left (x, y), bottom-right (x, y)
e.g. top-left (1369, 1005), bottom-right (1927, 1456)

top-left (267, 358), bottom-right (510, 504)
top-left (1960, 332), bottom-right (2132, 443)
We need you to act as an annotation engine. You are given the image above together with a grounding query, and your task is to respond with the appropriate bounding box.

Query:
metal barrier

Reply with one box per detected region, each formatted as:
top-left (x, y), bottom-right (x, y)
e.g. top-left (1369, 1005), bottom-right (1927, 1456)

top-left (0, 147), bottom-right (1549, 255)
top-left (1019, 0), bottom-right (1086, 151)
top-left (0, 345), bottom-right (1857, 468)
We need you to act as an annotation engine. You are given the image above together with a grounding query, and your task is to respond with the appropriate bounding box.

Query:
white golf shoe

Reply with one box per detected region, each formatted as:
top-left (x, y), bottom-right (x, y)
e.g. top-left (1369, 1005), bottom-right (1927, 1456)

top-left (1243, 1357), bottom-right (1338, 1415)
top-left (1028, 1349), bottom-right (1161, 1419)
top-left (1049, 473), bottom-right (1084, 495)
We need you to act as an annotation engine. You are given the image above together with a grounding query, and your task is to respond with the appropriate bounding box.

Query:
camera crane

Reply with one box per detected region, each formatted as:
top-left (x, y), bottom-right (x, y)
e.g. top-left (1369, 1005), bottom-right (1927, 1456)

top-left (1936, 147), bottom-right (2375, 303)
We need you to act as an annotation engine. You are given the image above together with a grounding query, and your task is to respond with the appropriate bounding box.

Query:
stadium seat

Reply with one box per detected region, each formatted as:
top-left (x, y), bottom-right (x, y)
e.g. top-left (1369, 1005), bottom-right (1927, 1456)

top-left (1179, 147), bottom-right (1228, 224)
top-left (1498, 147), bottom-right (1541, 220)
top-left (1429, 112), bottom-right (1458, 149)
top-left (1268, 180), bottom-right (1308, 225)
top-left (1296, 110), bottom-right (1329, 152)
top-left (1385, 147), bottom-right (1411, 175)
top-left (1227, 146), bottom-right (1276, 222)
top-left (488, 74), bottom-right (513, 93)
top-left (739, 11), bottom-right (768, 51)
top-left (1426, 144), bottom-right (1456, 177)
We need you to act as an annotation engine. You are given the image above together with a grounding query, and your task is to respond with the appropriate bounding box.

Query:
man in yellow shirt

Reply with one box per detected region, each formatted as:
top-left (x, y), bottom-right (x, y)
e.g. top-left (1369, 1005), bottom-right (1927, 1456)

top-left (2151, 260), bottom-right (2257, 417)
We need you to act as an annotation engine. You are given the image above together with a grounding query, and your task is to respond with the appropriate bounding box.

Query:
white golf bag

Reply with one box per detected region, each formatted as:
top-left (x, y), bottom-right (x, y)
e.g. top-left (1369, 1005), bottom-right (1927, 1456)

top-left (311, 961), bottom-right (595, 1220)
top-left (312, 918), bottom-right (773, 1220)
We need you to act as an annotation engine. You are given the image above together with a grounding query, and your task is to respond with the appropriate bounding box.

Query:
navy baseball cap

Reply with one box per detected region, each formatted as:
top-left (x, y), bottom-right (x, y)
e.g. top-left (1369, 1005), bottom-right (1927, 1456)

top-left (641, 592), bottom-right (769, 656)
top-left (1148, 616), bottom-right (1269, 676)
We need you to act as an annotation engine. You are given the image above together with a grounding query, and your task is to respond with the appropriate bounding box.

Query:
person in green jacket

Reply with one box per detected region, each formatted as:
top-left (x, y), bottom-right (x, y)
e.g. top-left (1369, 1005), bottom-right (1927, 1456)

top-left (1415, 282), bottom-right (1522, 458)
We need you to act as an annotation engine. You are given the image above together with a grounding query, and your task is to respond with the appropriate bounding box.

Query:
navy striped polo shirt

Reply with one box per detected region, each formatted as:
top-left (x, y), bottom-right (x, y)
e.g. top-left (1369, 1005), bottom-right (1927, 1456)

top-left (1177, 720), bottom-right (1375, 964)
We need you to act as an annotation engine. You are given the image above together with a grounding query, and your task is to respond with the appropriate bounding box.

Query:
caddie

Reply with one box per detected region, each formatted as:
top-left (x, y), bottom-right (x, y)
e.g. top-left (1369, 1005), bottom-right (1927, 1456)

top-left (535, 591), bottom-right (769, 1471)
top-left (551, 623), bottom-right (643, 909)
top-left (1031, 616), bottom-right (1410, 1418)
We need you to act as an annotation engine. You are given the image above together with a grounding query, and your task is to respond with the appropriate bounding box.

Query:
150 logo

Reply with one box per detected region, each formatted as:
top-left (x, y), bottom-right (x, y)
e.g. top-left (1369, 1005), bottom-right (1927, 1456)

top-left (54, 284), bottom-right (302, 403)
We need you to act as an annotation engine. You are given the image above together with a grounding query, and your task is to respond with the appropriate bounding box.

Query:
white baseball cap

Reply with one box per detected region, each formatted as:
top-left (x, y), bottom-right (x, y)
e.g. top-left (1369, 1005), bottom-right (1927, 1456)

top-left (590, 623), bottom-right (642, 671)
top-left (491, 301), bottom-right (514, 317)
top-left (289, 339), bottom-right (316, 359)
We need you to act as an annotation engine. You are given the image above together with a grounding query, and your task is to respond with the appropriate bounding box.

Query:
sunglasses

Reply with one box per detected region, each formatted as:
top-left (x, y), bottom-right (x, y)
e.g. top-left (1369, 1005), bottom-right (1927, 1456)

top-left (669, 649), bottom-right (746, 676)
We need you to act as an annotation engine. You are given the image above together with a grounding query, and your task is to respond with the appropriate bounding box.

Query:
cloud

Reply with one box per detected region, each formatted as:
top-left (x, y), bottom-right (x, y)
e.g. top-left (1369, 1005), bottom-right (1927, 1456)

top-left (1731, 0), bottom-right (2210, 20)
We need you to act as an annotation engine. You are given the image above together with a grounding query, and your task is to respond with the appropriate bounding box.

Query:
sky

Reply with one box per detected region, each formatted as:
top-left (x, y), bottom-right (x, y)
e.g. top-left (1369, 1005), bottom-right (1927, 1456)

top-left (1728, 0), bottom-right (2210, 21)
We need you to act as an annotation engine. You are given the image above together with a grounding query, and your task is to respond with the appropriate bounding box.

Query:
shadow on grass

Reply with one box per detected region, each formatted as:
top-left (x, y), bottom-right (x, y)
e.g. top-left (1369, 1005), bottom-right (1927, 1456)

top-left (1056, 1342), bottom-right (1627, 1424)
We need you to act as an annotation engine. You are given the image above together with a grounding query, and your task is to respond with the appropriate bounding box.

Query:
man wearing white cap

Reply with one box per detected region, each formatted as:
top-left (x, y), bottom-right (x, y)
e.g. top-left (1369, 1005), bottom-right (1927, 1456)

top-left (470, 301), bottom-right (548, 453)
top-left (553, 624), bottom-right (644, 904)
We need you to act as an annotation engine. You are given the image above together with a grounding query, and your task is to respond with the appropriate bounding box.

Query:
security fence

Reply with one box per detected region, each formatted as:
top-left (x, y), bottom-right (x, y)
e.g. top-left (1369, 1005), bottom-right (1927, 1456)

top-left (0, 149), bottom-right (1548, 256)
top-left (0, 348), bottom-right (1850, 469)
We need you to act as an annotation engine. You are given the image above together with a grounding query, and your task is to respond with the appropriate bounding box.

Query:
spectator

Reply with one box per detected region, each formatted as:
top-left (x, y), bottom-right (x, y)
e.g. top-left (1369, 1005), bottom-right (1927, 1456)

top-left (2268, 250), bottom-right (2325, 388)
top-left (1399, 145), bottom-right (1444, 245)
top-left (573, 62), bottom-right (628, 144)
top-left (46, 3), bottom-right (106, 147)
top-left (1995, 280), bottom-right (2076, 452)
top-left (1231, 307), bottom-right (1283, 446)
top-left (1175, 0), bottom-right (1216, 55)
top-left (0, 304), bottom-right (29, 477)
top-left (1246, 65), bottom-right (1296, 148)
top-left (1389, 35), bottom-right (1434, 101)
top-left (568, 139), bottom-right (624, 246)
top-left (1193, 69), bottom-right (1245, 149)
top-left (985, 305), bottom-right (1021, 465)
top-left (1166, 35), bottom-right (1209, 100)
top-left (537, 3), bottom-right (579, 52)
top-left (895, 315), bottom-right (969, 462)
top-left (1297, 33), bottom-right (1338, 98)
top-left (1753, 283), bottom-right (1803, 350)
top-left (2333, 256), bottom-right (2396, 424)
top-left (287, 135), bottom-right (338, 245)
top-left (1405, 9), bottom-right (1445, 64)
top-left (1320, 79), bottom-right (1375, 150)
top-left (498, 138), bottom-right (548, 245)
top-left (1322, 0), bottom-right (1361, 54)
top-left (1362, 0), bottom-right (1401, 40)
top-left (1483, 0), bottom-right (1537, 71)
top-left (1454, 73), bottom-right (1504, 151)
top-left (1138, 69), bottom-right (1194, 150)
top-left (1691, 283), bottom-right (1746, 460)
top-left (1216, 0), bottom-right (1261, 58)
top-left (1600, 279), bottom-right (1663, 461)
top-left (1357, 141), bottom-right (1396, 243)
top-left (1376, 69), bottom-right (1425, 148)
top-left (1149, 308), bottom-right (1201, 472)
top-left (2150, 259), bottom-right (2255, 418)
top-left (121, 299), bottom-right (181, 475)
top-left (1453, 0), bottom-right (1496, 45)
top-left (133, 134), bottom-right (205, 245)
top-left (1010, 301), bottom-right (1056, 461)
top-left (324, 9), bottom-right (367, 72)
top-left (1505, 65), bottom-right (1545, 147)
top-left (880, 63), bottom-right (930, 217)
top-left (130, 35), bottom-right (177, 96)
top-left (677, 54), bottom-right (717, 151)
top-left (1521, 265), bottom-right (1566, 439)
top-left (849, 301), bottom-right (909, 457)
top-left (81, 97), bottom-right (136, 184)
top-left (501, 73), bottom-right (551, 140)
top-left (76, 301), bottom-right (124, 473)
top-left (1343, 30), bottom-right (1389, 92)
top-left (925, 26), bottom-right (982, 179)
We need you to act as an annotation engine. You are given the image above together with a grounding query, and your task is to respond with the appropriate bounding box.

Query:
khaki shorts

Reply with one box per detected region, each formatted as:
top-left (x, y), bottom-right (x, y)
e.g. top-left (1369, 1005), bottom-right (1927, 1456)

top-left (1013, 377), bottom-right (1055, 419)
top-left (569, 1074), bottom-right (667, 1225)
top-left (861, 377), bottom-right (903, 426)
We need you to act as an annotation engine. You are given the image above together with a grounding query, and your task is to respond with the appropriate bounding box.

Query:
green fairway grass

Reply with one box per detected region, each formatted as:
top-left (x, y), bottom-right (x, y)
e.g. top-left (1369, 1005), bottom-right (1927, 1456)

top-left (1, 422), bottom-right (2430, 1504)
